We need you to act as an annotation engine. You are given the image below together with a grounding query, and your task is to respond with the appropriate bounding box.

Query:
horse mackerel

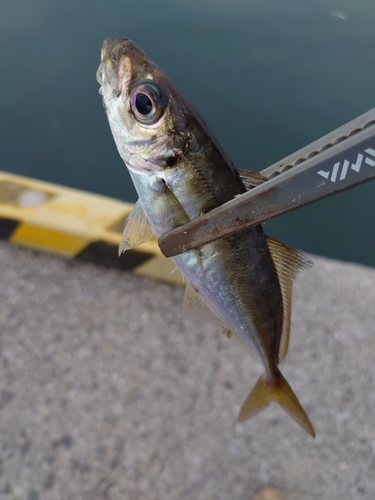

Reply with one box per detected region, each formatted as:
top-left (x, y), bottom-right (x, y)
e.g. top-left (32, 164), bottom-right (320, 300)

top-left (97, 37), bottom-right (315, 437)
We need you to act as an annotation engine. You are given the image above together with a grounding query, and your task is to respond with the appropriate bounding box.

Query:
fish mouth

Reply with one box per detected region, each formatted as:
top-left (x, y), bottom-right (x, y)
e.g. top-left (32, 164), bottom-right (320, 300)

top-left (96, 37), bottom-right (149, 103)
top-left (100, 37), bottom-right (129, 65)
top-left (96, 37), bottom-right (130, 87)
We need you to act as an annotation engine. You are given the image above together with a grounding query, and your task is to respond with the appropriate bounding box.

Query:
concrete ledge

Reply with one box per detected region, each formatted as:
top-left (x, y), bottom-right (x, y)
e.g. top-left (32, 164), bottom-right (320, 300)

top-left (0, 171), bottom-right (182, 286)
top-left (0, 241), bottom-right (374, 499)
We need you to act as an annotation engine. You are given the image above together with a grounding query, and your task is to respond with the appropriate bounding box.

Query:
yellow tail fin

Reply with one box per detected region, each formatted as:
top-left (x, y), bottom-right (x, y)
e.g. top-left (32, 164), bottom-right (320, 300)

top-left (238, 370), bottom-right (315, 437)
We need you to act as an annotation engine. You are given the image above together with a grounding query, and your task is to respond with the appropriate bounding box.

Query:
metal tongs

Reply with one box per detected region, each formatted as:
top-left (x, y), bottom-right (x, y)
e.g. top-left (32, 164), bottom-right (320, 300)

top-left (159, 108), bottom-right (375, 257)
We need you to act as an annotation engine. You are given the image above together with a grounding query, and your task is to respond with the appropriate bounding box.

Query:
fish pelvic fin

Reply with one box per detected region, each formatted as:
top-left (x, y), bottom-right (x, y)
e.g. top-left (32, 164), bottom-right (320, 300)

top-left (119, 199), bottom-right (153, 255)
top-left (238, 370), bottom-right (315, 437)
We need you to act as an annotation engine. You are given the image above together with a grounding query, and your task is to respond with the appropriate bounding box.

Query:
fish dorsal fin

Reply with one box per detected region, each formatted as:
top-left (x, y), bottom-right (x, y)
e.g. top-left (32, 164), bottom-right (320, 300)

top-left (266, 236), bottom-right (313, 362)
top-left (183, 283), bottom-right (232, 338)
top-left (237, 169), bottom-right (268, 190)
top-left (119, 199), bottom-right (153, 255)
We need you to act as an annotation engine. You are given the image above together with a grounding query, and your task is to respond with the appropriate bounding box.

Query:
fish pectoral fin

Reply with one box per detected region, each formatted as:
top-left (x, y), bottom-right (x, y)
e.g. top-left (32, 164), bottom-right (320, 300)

top-left (237, 169), bottom-right (268, 190)
top-left (154, 179), bottom-right (206, 275)
top-left (238, 370), bottom-right (315, 437)
top-left (266, 236), bottom-right (313, 362)
top-left (183, 283), bottom-right (233, 337)
top-left (119, 199), bottom-right (153, 255)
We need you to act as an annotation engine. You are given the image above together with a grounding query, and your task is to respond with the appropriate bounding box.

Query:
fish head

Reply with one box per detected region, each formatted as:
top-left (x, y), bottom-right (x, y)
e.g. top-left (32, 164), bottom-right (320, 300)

top-left (97, 38), bottom-right (191, 175)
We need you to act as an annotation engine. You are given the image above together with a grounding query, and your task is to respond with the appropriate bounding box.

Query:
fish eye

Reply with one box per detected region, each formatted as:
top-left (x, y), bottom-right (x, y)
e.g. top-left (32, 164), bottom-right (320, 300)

top-left (135, 93), bottom-right (152, 115)
top-left (130, 82), bottom-right (167, 125)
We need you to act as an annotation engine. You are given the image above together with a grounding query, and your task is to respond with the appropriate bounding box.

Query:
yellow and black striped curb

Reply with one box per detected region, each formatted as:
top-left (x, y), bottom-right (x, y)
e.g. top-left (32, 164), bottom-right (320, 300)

top-left (0, 171), bottom-right (183, 285)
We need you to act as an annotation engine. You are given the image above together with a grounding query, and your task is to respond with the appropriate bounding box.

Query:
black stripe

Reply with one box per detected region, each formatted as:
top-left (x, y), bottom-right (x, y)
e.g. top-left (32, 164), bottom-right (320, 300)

top-left (0, 218), bottom-right (19, 239)
top-left (75, 241), bottom-right (154, 270)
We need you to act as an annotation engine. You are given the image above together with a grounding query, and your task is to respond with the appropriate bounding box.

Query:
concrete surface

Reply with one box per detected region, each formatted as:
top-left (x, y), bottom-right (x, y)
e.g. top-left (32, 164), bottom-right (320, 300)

top-left (0, 241), bottom-right (374, 500)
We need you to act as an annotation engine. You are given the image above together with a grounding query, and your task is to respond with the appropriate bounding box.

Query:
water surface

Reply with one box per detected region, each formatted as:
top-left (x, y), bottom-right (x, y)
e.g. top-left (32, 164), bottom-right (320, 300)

top-left (1, 0), bottom-right (375, 266)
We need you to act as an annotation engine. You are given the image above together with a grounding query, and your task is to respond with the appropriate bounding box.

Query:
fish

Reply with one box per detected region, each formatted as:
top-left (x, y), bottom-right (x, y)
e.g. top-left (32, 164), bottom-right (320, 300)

top-left (97, 37), bottom-right (315, 437)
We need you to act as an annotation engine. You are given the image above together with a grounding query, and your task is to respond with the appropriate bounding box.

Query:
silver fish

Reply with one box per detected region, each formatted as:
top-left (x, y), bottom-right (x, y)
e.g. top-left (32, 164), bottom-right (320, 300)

top-left (97, 37), bottom-right (315, 437)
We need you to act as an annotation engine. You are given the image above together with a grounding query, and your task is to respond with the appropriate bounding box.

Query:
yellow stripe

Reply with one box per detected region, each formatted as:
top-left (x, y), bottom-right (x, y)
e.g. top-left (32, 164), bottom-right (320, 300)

top-left (11, 224), bottom-right (89, 257)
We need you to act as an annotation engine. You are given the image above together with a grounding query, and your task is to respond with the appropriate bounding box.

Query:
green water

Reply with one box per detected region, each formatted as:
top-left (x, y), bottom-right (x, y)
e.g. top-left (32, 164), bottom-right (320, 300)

top-left (1, 0), bottom-right (375, 266)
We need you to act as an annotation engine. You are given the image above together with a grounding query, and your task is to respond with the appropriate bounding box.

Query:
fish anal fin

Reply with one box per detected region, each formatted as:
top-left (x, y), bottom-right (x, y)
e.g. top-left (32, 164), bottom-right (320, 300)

top-left (183, 283), bottom-right (231, 336)
top-left (266, 236), bottom-right (313, 362)
top-left (119, 199), bottom-right (153, 255)
top-left (238, 370), bottom-right (315, 437)
top-left (237, 169), bottom-right (268, 190)
top-left (184, 285), bottom-right (259, 358)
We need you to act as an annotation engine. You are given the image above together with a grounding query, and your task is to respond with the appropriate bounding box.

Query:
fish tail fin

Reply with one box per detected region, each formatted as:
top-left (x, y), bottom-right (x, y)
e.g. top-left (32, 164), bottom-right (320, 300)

top-left (238, 370), bottom-right (315, 437)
